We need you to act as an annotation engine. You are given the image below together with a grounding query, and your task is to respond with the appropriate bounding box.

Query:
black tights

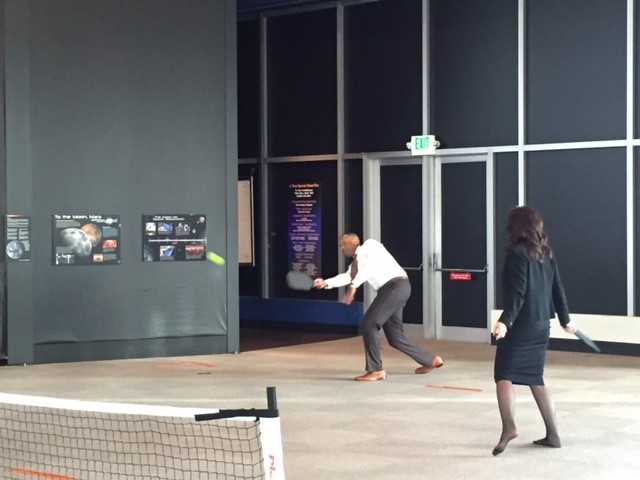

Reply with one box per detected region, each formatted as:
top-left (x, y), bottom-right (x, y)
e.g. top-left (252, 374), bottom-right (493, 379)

top-left (493, 380), bottom-right (561, 456)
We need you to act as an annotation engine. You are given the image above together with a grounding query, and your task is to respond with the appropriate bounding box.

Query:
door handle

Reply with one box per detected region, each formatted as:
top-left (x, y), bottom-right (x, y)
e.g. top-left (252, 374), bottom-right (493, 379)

top-left (401, 263), bottom-right (423, 271)
top-left (433, 264), bottom-right (488, 273)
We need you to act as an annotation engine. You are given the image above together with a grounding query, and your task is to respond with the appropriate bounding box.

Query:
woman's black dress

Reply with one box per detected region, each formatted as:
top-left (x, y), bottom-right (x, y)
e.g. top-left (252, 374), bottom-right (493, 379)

top-left (494, 244), bottom-right (571, 386)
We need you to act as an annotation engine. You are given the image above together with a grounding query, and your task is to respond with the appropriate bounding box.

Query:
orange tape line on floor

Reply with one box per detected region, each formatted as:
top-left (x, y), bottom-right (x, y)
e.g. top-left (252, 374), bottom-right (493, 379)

top-left (427, 384), bottom-right (483, 393)
top-left (11, 468), bottom-right (78, 480)
top-left (154, 361), bottom-right (216, 369)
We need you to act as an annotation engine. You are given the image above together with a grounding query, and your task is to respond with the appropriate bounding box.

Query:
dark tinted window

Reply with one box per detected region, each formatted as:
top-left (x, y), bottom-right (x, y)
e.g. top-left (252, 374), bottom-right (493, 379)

top-left (494, 152), bottom-right (519, 308)
top-left (238, 19), bottom-right (261, 159)
top-left (345, 0), bottom-right (422, 153)
top-left (527, 149), bottom-right (626, 315)
top-left (527, 0), bottom-right (626, 143)
top-left (430, 0), bottom-right (518, 148)
top-left (267, 9), bottom-right (337, 157)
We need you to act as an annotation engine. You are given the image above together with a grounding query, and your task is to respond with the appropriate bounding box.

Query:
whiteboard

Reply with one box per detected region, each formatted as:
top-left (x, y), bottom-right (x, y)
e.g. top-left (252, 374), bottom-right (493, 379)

top-left (238, 179), bottom-right (255, 265)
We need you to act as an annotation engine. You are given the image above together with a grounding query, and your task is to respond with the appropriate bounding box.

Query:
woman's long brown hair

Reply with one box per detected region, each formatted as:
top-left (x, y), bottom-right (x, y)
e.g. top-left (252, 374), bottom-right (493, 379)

top-left (506, 206), bottom-right (552, 261)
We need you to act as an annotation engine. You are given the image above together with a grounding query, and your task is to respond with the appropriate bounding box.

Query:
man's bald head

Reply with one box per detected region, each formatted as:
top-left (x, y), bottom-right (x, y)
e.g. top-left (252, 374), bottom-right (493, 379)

top-left (339, 233), bottom-right (361, 257)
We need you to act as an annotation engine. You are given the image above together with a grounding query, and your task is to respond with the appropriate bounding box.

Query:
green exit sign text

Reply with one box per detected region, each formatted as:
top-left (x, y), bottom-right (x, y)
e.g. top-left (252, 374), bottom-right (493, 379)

top-left (408, 135), bottom-right (437, 155)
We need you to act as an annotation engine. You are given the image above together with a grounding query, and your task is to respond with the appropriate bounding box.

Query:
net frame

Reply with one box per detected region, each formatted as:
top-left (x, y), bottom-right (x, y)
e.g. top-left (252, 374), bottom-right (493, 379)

top-left (0, 392), bottom-right (285, 480)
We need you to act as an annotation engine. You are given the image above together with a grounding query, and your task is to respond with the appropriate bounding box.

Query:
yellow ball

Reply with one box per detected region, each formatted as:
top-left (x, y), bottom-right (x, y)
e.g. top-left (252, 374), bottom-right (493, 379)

top-left (206, 251), bottom-right (225, 265)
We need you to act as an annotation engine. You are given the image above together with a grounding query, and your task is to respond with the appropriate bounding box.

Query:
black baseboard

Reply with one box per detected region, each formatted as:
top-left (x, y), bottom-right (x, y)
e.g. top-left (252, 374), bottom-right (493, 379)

top-left (33, 335), bottom-right (229, 364)
top-left (548, 338), bottom-right (640, 356)
top-left (240, 319), bottom-right (358, 336)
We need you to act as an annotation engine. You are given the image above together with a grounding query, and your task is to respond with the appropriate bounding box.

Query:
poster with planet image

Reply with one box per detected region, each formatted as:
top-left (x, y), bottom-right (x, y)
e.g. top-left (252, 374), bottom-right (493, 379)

top-left (5, 214), bottom-right (31, 261)
top-left (53, 214), bottom-right (121, 266)
top-left (141, 214), bottom-right (207, 262)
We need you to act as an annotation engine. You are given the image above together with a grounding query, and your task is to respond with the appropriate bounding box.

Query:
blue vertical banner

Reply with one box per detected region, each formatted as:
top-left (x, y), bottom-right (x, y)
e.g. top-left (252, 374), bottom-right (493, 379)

top-left (288, 183), bottom-right (321, 276)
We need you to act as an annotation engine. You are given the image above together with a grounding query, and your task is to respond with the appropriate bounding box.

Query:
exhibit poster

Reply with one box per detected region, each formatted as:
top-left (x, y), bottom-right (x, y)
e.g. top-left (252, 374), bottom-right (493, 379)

top-left (53, 214), bottom-right (121, 266)
top-left (287, 183), bottom-right (321, 277)
top-left (5, 215), bottom-right (31, 262)
top-left (238, 178), bottom-right (255, 266)
top-left (142, 214), bottom-right (207, 262)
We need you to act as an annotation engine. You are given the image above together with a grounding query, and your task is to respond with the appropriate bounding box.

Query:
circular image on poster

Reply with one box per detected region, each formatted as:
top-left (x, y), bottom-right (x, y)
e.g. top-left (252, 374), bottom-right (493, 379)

top-left (59, 227), bottom-right (92, 257)
top-left (6, 240), bottom-right (25, 260)
top-left (80, 223), bottom-right (103, 247)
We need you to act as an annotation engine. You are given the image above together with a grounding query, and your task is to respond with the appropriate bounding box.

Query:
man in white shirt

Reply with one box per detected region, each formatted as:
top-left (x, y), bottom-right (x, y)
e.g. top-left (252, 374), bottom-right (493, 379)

top-left (313, 233), bottom-right (444, 381)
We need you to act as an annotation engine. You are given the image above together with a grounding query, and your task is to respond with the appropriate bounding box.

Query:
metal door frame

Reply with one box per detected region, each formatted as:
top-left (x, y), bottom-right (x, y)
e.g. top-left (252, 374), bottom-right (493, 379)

top-left (363, 154), bottom-right (436, 339)
top-left (433, 152), bottom-right (495, 343)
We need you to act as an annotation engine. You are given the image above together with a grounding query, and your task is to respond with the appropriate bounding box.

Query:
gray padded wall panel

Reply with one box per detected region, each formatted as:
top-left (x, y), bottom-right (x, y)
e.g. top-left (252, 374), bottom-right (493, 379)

top-left (4, 0), bottom-right (238, 364)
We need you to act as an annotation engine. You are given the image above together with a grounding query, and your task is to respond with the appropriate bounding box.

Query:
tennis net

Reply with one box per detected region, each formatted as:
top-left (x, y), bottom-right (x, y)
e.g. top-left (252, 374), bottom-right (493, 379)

top-left (0, 390), bottom-right (285, 480)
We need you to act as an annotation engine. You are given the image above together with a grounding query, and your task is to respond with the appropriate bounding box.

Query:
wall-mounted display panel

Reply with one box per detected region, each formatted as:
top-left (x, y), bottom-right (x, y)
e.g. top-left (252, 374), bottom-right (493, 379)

top-left (5, 215), bottom-right (31, 262)
top-left (238, 179), bottom-right (255, 266)
top-left (142, 214), bottom-right (207, 262)
top-left (269, 161), bottom-right (337, 299)
top-left (53, 214), bottom-right (121, 266)
top-left (239, 164), bottom-right (262, 297)
top-left (288, 182), bottom-right (321, 277)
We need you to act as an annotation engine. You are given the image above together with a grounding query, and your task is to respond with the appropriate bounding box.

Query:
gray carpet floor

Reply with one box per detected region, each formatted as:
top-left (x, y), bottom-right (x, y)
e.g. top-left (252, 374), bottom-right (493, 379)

top-left (1, 327), bottom-right (638, 479)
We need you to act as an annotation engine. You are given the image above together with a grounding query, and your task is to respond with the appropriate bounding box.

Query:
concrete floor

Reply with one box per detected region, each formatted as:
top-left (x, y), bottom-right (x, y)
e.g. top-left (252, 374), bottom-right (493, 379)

top-left (0, 329), bottom-right (639, 480)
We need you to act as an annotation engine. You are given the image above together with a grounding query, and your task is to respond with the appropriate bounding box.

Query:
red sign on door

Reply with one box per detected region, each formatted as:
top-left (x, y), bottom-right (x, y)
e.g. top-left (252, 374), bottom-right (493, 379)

top-left (449, 272), bottom-right (472, 281)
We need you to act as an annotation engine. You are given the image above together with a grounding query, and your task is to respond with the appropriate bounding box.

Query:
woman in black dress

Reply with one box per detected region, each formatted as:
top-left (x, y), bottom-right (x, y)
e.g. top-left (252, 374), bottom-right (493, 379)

top-left (491, 206), bottom-right (577, 456)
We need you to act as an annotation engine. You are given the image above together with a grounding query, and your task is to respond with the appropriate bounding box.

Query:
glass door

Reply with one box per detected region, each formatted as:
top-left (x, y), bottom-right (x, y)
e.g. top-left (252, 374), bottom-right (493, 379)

top-left (434, 154), bottom-right (493, 342)
top-left (362, 156), bottom-right (431, 334)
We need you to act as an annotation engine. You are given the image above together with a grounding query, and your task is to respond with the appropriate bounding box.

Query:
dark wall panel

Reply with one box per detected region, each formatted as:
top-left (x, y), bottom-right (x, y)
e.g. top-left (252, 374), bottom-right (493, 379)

top-left (430, 0), bottom-right (518, 149)
top-left (527, 149), bottom-right (626, 315)
top-left (345, 0), bottom-right (422, 153)
top-left (238, 19), bottom-right (260, 159)
top-left (527, 0), bottom-right (626, 144)
top-left (267, 9), bottom-right (337, 157)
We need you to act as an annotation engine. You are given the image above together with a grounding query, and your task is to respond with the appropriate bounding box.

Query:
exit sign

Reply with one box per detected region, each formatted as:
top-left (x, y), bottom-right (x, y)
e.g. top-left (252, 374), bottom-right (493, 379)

top-left (450, 272), bottom-right (472, 281)
top-left (408, 135), bottom-right (437, 155)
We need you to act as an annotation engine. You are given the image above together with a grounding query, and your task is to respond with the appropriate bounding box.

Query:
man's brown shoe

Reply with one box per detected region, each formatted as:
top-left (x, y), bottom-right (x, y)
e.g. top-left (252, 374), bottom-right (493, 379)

top-left (415, 356), bottom-right (444, 375)
top-left (355, 370), bottom-right (386, 381)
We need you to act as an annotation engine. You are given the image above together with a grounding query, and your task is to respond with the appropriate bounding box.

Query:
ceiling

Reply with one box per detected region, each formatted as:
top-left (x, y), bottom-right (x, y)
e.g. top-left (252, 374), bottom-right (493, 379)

top-left (237, 0), bottom-right (327, 14)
